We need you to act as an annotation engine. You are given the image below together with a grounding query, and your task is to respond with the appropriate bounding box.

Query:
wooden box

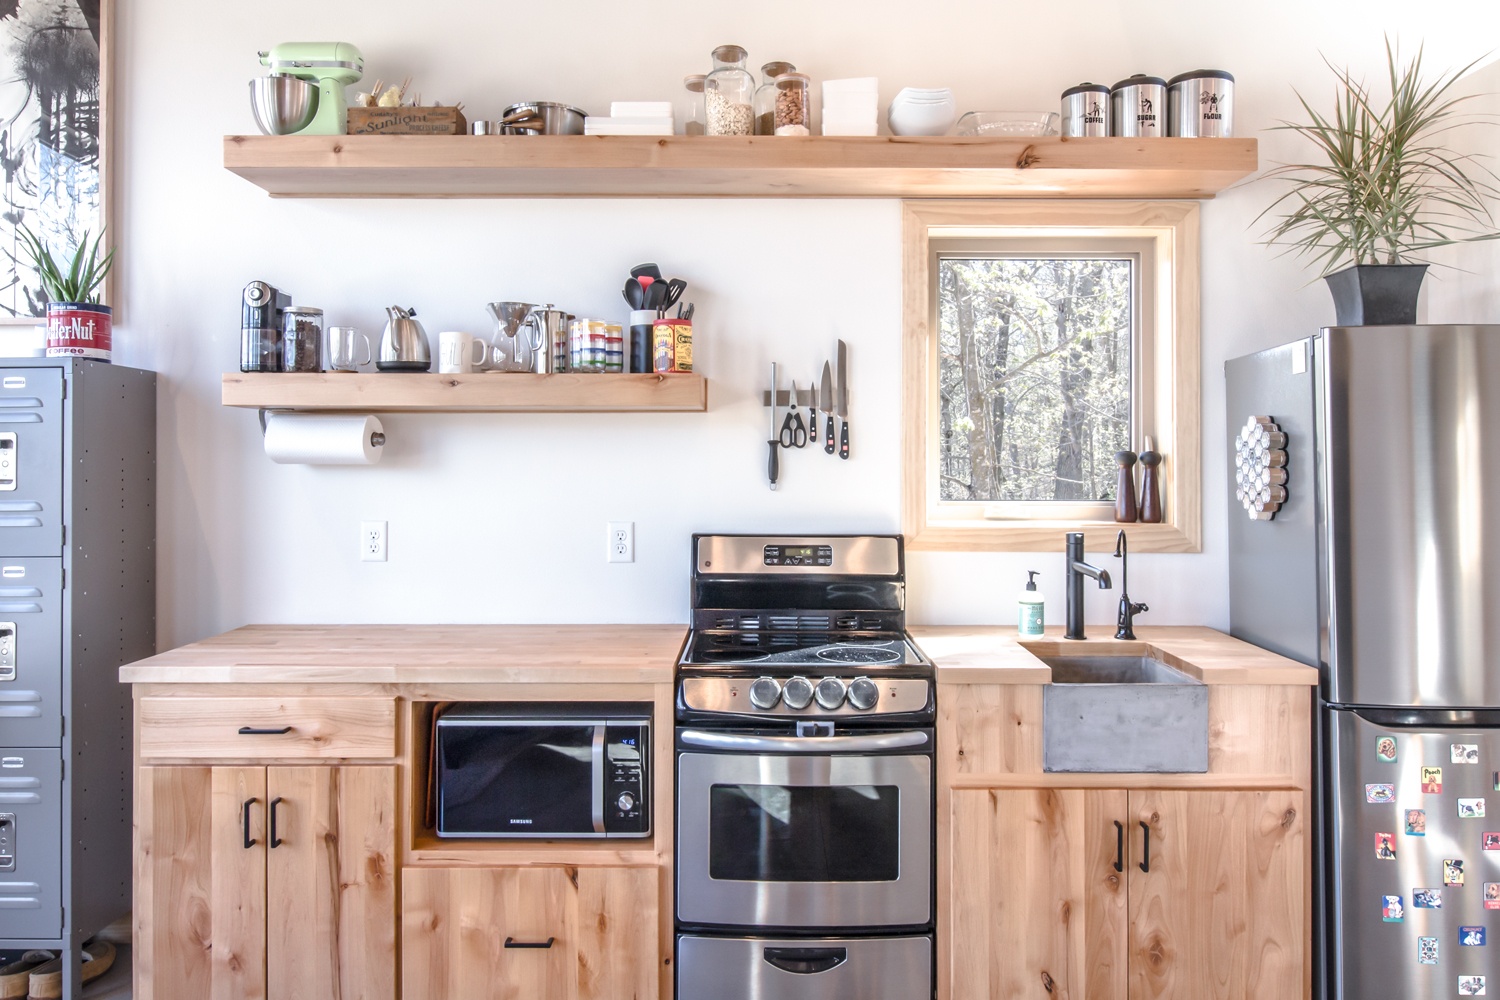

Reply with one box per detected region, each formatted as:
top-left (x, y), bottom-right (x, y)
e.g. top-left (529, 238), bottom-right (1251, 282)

top-left (347, 106), bottom-right (467, 135)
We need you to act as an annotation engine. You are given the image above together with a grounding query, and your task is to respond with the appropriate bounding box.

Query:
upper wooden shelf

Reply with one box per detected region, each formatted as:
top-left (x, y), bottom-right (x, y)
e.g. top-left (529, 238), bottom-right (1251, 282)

top-left (223, 134), bottom-right (1259, 199)
top-left (221, 371), bottom-right (707, 413)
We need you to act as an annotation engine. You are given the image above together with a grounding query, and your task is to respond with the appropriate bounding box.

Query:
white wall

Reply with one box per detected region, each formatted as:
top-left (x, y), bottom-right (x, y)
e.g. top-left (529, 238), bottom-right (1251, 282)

top-left (115, 0), bottom-right (1500, 649)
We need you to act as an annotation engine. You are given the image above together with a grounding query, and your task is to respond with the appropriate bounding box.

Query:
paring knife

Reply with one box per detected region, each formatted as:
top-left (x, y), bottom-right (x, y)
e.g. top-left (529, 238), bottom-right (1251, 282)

top-left (807, 381), bottom-right (818, 442)
top-left (836, 339), bottom-right (850, 460)
top-left (820, 361), bottom-right (836, 454)
top-left (767, 362), bottom-right (779, 490)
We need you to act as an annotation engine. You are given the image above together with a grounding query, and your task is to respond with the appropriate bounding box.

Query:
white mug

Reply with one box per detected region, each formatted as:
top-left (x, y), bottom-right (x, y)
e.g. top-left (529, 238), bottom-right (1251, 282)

top-left (438, 330), bottom-right (487, 373)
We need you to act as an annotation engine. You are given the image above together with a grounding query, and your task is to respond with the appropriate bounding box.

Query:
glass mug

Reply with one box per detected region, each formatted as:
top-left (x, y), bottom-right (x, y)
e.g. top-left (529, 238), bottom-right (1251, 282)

top-left (327, 326), bottom-right (373, 372)
top-left (438, 330), bottom-right (487, 374)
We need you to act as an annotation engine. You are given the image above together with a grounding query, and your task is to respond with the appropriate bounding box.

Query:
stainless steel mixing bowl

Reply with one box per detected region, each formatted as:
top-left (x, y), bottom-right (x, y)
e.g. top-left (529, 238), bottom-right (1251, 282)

top-left (249, 74), bottom-right (318, 135)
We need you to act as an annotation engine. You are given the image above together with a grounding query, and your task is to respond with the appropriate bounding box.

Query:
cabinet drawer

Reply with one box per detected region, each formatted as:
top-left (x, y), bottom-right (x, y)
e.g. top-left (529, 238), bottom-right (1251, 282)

top-left (138, 696), bottom-right (397, 759)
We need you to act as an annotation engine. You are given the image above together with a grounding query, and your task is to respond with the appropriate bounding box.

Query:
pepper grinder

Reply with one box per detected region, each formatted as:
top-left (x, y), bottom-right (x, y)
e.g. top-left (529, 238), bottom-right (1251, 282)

top-left (1114, 450), bottom-right (1138, 522)
top-left (1139, 436), bottom-right (1162, 523)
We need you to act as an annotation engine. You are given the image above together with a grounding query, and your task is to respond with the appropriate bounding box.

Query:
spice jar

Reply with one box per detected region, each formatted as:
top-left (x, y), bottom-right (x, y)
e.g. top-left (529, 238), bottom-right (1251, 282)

top-left (754, 61), bottom-right (796, 135)
top-left (681, 74), bottom-right (706, 136)
top-left (705, 44), bottom-right (755, 136)
top-left (774, 73), bottom-right (811, 135)
top-left (281, 306), bottom-right (324, 372)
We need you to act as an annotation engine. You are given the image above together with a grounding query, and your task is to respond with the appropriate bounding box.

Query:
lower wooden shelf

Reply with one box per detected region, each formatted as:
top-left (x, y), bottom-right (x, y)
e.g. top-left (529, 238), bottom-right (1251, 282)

top-left (221, 371), bottom-right (707, 412)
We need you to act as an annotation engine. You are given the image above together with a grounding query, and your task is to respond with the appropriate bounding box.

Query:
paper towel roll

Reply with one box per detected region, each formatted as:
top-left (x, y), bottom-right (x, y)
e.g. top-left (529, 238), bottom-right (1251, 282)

top-left (263, 412), bottom-right (385, 465)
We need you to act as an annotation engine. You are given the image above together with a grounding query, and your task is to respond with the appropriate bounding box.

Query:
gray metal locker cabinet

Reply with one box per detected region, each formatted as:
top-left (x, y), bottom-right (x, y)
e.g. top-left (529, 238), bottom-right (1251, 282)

top-left (0, 359), bottom-right (154, 999)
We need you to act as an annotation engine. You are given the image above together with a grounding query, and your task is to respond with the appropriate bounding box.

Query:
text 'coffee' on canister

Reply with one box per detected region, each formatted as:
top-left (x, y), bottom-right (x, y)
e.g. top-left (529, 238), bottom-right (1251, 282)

top-left (1110, 74), bottom-right (1167, 137)
top-left (1168, 69), bottom-right (1234, 137)
top-left (1061, 82), bottom-right (1110, 137)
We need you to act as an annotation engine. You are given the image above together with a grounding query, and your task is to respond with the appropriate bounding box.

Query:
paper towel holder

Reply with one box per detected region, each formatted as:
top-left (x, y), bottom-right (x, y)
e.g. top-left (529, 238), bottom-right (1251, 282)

top-left (258, 408), bottom-right (387, 448)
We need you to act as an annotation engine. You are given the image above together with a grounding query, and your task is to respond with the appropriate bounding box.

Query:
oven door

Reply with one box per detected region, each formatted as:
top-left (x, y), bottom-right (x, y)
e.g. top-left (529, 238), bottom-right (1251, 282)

top-left (676, 738), bottom-right (932, 930)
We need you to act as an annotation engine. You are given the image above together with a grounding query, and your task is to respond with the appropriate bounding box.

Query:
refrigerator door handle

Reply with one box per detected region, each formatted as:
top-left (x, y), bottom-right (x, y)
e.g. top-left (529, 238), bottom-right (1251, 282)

top-left (1350, 706), bottom-right (1500, 729)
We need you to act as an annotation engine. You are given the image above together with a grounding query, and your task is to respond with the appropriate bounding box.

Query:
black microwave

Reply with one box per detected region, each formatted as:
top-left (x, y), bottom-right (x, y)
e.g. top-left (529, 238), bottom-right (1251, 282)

top-left (434, 703), bottom-right (650, 838)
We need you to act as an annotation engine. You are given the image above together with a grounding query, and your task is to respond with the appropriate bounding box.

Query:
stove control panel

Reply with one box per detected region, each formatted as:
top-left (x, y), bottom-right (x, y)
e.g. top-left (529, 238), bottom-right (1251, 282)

top-left (680, 676), bottom-right (930, 718)
top-left (605, 724), bottom-right (650, 835)
top-left (762, 544), bottom-right (834, 567)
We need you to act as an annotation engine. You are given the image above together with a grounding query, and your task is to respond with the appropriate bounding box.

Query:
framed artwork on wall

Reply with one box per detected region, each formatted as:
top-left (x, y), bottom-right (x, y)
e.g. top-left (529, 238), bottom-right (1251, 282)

top-left (0, 0), bottom-right (110, 324)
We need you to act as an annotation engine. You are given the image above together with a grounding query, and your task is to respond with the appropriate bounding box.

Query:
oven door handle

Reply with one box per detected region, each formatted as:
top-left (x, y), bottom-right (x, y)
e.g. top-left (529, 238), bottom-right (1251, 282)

top-left (678, 729), bottom-right (929, 753)
top-left (591, 724), bottom-right (606, 834)
top-left (763, 946), bottom-right (848, 975)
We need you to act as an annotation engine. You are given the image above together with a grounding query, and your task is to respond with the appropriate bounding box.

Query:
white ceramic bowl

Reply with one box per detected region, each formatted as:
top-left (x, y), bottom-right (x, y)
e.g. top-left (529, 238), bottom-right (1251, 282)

top-left (888, 87), bottom-right (956, 136)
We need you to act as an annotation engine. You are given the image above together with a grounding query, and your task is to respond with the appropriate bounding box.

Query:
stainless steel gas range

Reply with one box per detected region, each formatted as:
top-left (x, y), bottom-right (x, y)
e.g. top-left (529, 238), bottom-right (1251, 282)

top-left (674, 534), bottom-right (935, 1000)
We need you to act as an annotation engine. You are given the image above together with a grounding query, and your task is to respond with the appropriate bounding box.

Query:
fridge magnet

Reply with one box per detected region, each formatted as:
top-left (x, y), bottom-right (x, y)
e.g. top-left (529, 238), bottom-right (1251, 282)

top-left (1419, 936), bottom-right (1439, 965)
top-left (1383, 894), bottom-right (1405, 921)
top-left (1445, 859), bottom-right (1466, 886)
top-left (1486, 883), bottom-right (1500, 909)
top-left (1367, 783), bottom-right (1396, 803)
top-left (1462, 927), bottom-right (1488, 947)
top-left (1454, 744), bottom-right (1481, 764)
top-left (1377, 737), bottom-right (1398, 763)
top-left (1486, 833), bottom-right (1500, 851)
top-left (1415, 887), bottom-right (1443, 908)
top-left (1407, 809), bottom-right (1428, 835)
top-left (1460, 976), bottom-right (1487, 996)
top-left (1494, 771), bottom-right (1499, 791)
top-left (1376, 833), bottom-right (1397, 860)
top-left (1460, 798), bottom-right (1487, 819)
top-left (1424, 767), bottom-right (1444, 793)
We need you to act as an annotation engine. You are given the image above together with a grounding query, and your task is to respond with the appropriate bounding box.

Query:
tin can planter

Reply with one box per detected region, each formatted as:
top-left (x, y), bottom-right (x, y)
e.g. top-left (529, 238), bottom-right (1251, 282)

top-left (45, 302), bottom-right (112, 361)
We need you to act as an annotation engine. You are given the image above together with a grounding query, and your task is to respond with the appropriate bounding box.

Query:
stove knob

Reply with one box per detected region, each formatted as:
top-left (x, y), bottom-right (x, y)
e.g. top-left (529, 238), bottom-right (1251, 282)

top-left (782, 676), bottom-right (815, 710)
top-left (815, 677), bottom-right (847, 710)
top-left (848, 676), bottom-right (880, 711)
top-left (749, 676), bottom-right (783, 710)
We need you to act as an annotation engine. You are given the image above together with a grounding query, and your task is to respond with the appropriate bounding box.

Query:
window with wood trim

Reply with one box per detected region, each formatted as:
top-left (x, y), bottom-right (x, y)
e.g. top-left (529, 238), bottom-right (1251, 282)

top-left (902, 201), bottom-right (1201, 553)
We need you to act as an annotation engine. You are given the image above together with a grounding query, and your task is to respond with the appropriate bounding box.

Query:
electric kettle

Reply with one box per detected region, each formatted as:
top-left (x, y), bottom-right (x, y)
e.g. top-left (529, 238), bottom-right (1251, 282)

top-left (378, 305), bottom-right (432, 371)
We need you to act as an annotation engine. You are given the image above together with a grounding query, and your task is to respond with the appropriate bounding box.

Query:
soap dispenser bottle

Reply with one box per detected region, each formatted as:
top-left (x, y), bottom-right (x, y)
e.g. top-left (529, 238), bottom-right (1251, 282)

top-left (1019, 570), bottom-right (1045, 636)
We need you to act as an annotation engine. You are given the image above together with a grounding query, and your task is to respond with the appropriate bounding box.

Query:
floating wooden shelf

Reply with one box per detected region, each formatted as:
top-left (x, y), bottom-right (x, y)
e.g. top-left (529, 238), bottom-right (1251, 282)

top-left (221, 371), bottom-right (707, 412)
top-left (223, 134), bottom-right (1259, 199)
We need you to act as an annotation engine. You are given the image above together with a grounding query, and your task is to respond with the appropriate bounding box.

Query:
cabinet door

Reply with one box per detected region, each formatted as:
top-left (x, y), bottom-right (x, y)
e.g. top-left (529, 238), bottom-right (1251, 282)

top-left (402, 865), bottom-right (659, 1000)
top-left (950, 787), bottom-right (1128, 1000)
top-left (266, 765), bottom-right (396, 1000)
top-left (136, 766), bottom-right (267, 1000)
top-left (1128, 789), bottom-right (1305, 1000)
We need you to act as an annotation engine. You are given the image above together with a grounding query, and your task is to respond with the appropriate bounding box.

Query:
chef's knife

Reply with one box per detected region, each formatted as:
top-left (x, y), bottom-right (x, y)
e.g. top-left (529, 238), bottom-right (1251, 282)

top-left (836, 339), bottom-right (850, 460)
top-left (820, 361), bottom-right (835, 454)
top-left (767, 362), bottom-right (779, 490)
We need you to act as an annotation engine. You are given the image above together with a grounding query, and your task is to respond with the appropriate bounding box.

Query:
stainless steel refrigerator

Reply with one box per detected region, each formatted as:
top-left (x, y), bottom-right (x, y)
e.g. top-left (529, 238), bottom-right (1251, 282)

top-left (1227, 325), bottom-right (1500, 1000)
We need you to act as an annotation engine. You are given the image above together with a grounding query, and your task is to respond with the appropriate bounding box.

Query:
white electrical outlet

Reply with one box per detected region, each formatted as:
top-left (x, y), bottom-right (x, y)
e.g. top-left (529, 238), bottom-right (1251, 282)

top-left (361, 520), bottom-right (388, 562)
top-left (608, 521), bottom-right (634, 563)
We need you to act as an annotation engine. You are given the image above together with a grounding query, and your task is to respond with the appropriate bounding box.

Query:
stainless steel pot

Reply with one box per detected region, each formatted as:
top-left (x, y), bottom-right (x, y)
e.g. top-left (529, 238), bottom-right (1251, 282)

top-left (1061, 82), bottom-right (1110, 137)
top-left (1168, 69), bottom-right (1234, 137)
top-left (500, 102), bottom-right (588, 135)
top-left (1110, 74), bottom-right (1167, 137)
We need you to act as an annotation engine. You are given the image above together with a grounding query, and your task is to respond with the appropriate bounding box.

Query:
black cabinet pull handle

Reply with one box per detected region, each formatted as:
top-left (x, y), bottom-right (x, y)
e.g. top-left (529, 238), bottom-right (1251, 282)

top-left (504, 937), bottom-right (556, 949)
top-left (242, 797), bottom-right (258, 849)
top-left (1113, 820), bottom-right (1124, 873)
top-left (268, 796), bottom-right (284, 848)
top-left (238, 725), bottom-right (293, 735)
top-left (1139, 820), bottom-right (1151, 873)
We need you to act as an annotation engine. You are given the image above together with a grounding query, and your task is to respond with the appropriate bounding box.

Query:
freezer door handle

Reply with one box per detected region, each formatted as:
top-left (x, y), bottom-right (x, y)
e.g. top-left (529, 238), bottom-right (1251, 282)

top-left (1351, 707), bottom-right (1500, 728)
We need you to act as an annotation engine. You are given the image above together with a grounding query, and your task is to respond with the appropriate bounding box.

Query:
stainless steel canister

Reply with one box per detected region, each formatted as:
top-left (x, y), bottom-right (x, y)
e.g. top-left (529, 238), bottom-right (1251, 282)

top-left (1110, 74), bottom-right (1167, 137)
top-left (1168, 69), bottom-right (1234, 137)
top-left (1061, 82), bottom-right (1110, 137)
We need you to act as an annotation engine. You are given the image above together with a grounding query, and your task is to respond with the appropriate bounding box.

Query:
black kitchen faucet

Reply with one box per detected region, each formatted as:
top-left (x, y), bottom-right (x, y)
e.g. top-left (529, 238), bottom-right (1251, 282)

top-left (1113, 529), bottom-right (1149, 640)
top-left (1064, 531), bottom-right (1112, 640)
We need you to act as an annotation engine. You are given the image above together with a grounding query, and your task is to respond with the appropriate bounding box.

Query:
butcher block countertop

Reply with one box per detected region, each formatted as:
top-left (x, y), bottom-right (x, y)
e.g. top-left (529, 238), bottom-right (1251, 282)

top-left (118, 623), bottom-right (1316, 687)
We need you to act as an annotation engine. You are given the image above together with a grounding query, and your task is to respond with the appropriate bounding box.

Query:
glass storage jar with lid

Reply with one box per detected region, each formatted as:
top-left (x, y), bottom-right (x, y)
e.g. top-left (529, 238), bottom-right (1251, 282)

top-left (753, 61), bottom-right (796, 135)
top-left (705, 44), bottom-right (755, 136)
top-left (681, 74), bottom-right (706, 135)
top-left (773, 73), bottom-right (811, 135)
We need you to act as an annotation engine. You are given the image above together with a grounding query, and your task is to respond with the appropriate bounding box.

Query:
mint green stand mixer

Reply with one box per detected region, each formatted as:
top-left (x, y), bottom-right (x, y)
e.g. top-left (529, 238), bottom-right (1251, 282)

top-left (252, 42), bottom-right (364, 135)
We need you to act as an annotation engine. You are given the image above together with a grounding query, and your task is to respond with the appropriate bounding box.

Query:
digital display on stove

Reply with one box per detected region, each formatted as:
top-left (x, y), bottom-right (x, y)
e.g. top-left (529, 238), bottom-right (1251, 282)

top-left (763, 544), bottom-right (833, 567)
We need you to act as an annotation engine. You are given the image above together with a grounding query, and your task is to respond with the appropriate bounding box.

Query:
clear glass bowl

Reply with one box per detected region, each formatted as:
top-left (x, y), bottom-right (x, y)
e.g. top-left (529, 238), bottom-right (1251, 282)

top-left (956, 111), bottom-right (1061, 137)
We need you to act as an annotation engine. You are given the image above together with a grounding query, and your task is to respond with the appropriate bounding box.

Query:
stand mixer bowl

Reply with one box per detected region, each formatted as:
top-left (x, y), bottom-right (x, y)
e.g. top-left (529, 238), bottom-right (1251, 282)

top-left (250, 74), bottom-right (318, 135)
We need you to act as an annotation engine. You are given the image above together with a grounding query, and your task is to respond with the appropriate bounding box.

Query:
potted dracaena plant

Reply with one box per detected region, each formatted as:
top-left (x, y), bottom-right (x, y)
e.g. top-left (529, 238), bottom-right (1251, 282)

top-left (1258, 39), bottom-right (1500, 325)
top-left (17, 225), bottom-right (116, 361)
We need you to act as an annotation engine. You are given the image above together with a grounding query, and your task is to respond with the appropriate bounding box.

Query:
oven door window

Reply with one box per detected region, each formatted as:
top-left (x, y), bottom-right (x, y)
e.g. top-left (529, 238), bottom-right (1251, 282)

top-left (709, 783), bottom-right (900, 881)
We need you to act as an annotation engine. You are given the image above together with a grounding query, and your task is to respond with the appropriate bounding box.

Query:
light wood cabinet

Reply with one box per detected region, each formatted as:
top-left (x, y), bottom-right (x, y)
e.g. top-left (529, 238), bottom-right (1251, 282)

top-left (949, 787), bottom-right (1304, 1000)
top-left (136, 764), bottom-right (396, 1000)
top-left (401, 865), bottom-right (658, 1000)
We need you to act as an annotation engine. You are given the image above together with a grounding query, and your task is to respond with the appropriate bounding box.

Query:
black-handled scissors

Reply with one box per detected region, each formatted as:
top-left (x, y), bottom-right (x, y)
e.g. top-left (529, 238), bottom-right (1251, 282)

top-left (779, 380), bottom-right (808, 448)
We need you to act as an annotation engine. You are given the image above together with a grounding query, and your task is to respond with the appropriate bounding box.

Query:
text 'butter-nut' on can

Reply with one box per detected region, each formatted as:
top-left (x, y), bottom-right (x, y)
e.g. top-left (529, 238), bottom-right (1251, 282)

top-left (1110, 74), bottom-right (1167, 137)
top-left (653, 319), bottom-right (693, 373)
top-left (1061, 82), bottom-right (1110, 137)
top-left (1168, 69), bottom-right (1234, 137)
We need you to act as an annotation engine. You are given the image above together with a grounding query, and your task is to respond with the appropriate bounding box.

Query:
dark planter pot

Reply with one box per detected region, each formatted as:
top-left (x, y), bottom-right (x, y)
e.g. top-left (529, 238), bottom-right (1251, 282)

top-left (1323, 263), bottom-right (1428, 326)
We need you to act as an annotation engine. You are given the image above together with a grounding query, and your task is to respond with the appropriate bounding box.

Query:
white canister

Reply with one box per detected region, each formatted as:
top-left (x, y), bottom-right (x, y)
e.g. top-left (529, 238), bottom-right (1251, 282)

top-left (1168, 69), bottom-right (1234, 137)
top-left (1060, 82), bottom-right (1110, 137)
top-left (1110, 74), bottom-right (1167, 137)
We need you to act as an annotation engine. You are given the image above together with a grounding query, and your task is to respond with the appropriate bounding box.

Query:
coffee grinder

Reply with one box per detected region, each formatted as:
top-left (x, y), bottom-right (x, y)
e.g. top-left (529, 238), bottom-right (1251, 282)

top-left (241, 281), bottom-right (292, 373)
top-left (258, 42), bottom-right (364, 135)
